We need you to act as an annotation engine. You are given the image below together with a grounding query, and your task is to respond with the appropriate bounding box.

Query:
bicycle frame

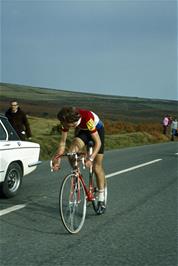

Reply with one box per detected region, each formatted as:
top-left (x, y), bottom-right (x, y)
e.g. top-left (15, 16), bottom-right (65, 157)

top-left (70, 154), bottom-right (96, 202)
top-left (75, 170), bottom-right (95, 202)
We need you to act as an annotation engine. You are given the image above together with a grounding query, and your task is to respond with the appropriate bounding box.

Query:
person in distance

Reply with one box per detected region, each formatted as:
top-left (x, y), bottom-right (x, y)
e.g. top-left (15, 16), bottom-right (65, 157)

top-left (5, 100), bottom-right (32, 141)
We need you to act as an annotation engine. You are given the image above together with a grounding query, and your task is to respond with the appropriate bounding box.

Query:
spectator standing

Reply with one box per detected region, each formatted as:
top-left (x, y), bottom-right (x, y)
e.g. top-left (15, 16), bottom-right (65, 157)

top-left (5, 100), bottom-right (32, 140)
top-left (170, 117), bottom-right (178, 141)
top-left (162, 115), bottom-right (169, 135)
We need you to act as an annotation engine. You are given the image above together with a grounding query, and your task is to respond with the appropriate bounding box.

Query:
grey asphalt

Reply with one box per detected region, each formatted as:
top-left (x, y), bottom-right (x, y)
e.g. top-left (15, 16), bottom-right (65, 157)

top-left (0, 142), bottom-right (177, 266)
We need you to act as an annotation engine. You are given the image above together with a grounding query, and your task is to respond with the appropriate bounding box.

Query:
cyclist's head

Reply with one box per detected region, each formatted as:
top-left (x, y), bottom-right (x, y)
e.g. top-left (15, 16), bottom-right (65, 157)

top-left (57, 107), bottom-right (81, 124)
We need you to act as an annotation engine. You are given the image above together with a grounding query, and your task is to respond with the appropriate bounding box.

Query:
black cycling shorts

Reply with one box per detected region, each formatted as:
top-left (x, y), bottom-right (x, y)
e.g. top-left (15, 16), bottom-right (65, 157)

top-left (75, 126), bottom-right (105, 154)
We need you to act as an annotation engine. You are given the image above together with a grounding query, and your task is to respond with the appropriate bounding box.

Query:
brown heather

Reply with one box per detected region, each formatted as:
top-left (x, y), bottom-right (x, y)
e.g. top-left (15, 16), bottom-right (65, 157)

top-left (28, 116), bottom-right (171, 160)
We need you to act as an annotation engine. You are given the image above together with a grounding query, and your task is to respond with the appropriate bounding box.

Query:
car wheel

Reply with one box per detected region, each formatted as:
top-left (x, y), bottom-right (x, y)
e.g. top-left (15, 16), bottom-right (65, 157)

top-left (2, 163), bottom-right (23, 198)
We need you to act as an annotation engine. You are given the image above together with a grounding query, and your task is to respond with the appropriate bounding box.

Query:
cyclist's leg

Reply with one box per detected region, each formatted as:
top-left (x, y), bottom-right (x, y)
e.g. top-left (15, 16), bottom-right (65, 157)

top-left (68, 137), bottom-right (85, 167)
top-left (93, 126), bottom-right (105, 189)
top-left (69, 137), bottom-right (85, 153)
top-left (93, 154), bottom-right (107, 214)
top-left (93, 154), bottom-right (105, 191)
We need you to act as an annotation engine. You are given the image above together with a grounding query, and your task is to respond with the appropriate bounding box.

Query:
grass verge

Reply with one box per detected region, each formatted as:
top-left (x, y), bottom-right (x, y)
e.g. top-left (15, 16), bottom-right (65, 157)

top-left (28, 116), bottom-right (171, 160)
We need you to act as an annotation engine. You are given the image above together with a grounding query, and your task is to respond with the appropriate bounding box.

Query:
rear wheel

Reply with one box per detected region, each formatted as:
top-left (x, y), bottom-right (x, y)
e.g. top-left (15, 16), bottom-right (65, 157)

top-left (59, 174), bottom-right (86, 234)
top-left (1, 162), bottom-right (22, 198)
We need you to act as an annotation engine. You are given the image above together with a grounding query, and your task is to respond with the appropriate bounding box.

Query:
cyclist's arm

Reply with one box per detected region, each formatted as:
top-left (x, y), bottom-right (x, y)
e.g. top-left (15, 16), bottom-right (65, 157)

top-left (90, 131), bottom-right (101, 160)
top-left (56, 131), bottom-right (68, 156)
top-left (51, 131), bottom-right (68, 171)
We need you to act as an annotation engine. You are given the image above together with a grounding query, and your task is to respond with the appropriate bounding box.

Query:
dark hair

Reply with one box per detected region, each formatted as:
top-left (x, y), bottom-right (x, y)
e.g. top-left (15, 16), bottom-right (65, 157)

top-left (57, 107), bottom-right (81, 123)
top-left (10, 100), bottom-right (18, 104)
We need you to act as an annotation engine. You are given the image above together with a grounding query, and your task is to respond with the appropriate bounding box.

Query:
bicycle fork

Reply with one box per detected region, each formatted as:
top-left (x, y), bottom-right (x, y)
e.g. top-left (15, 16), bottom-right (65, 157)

top-left (69, 174), bottom-right (81, 205)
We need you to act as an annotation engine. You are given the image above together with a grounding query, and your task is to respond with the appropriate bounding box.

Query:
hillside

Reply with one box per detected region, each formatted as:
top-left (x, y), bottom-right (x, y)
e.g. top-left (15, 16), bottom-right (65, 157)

top-left (1, 82), bottom-right (178, 123)
top-left (1, 82), bottom-right (177, 159)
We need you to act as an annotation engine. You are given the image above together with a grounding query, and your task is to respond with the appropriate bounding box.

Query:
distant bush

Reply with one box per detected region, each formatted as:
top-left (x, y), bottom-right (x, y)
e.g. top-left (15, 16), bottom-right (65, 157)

top-left (50, 124), bottom-right (61, 135)
top-left (104, 119), bottom-right (163, 135)
top-left (42, 112), bottom-right (49, 117)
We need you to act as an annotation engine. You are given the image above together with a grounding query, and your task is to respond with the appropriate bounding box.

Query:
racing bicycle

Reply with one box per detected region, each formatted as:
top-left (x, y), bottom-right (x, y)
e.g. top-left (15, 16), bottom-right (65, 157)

top-left (57, 142), bottom-right (107, 234)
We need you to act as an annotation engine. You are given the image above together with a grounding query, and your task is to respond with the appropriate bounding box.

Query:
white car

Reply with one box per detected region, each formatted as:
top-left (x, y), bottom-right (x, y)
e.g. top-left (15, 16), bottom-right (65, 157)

top-left (0, 114), bottom-right (41, 198)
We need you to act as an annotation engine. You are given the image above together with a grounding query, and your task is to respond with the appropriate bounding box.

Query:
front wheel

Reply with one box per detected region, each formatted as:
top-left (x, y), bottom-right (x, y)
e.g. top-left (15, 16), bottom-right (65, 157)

top-left (59, 174), bottom-right (86, 234)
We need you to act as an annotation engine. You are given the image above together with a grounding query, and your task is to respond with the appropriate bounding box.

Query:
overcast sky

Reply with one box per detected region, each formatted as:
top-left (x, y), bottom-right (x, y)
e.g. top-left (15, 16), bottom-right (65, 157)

top-left (0, 0), bottom-right (177, 100)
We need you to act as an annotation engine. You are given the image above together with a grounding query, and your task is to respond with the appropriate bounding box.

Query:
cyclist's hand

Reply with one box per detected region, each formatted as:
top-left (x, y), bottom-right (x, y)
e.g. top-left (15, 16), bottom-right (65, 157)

top-left (85, 158), bottom-right (93, 168)
top-left (51, 157), bottom-right (61, 172)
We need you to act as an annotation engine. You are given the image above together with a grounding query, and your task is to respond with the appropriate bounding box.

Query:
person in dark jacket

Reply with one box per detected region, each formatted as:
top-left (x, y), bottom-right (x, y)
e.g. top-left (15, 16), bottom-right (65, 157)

top-left (5, 100), bottom-right (32, 140)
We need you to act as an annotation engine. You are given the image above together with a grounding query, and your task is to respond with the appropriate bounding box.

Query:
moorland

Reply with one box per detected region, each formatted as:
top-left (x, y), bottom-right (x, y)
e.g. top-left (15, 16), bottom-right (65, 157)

top-left (1, 82), bottom-right (177, 159)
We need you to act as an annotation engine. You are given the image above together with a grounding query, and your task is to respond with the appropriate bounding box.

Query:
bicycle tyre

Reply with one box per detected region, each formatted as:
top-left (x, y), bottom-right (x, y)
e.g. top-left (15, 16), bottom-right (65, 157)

top-left (59, 173), bottom-right (86, 234)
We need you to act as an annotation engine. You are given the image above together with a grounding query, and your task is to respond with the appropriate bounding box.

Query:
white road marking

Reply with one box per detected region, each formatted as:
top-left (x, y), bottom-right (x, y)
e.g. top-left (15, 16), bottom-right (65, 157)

top-left (106, 159), bottom-right (162, 178)
top-left (175, 153), bottom-right (178, 155)
top-left (0, 204), bottom-right (26, 217)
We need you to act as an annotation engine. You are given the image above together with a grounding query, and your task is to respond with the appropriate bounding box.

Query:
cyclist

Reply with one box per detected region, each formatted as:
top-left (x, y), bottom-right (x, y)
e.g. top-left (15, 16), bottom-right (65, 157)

top-left (52, 106), bottom-right (106, 214)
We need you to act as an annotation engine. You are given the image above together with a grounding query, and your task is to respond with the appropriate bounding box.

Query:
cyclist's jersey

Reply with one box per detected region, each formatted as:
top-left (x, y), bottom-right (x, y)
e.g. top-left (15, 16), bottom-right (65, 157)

top-left (62, 109), bottom-right (103, 134)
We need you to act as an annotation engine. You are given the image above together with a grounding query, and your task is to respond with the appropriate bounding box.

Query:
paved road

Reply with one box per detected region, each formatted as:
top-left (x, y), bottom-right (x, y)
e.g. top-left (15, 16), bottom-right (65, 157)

top-left (0, 142), bottom-right (177, 266)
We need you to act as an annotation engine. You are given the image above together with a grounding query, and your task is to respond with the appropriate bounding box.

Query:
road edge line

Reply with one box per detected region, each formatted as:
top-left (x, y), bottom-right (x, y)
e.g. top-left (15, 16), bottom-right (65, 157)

top-left (0, 204), bottom-right (26, 217)
top-left (106, 159), bottom-right (162, 179)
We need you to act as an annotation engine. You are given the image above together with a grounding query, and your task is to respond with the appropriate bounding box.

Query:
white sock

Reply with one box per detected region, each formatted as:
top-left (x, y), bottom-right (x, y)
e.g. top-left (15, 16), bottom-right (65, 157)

top-left (98, 190), bottom-right (104, 202)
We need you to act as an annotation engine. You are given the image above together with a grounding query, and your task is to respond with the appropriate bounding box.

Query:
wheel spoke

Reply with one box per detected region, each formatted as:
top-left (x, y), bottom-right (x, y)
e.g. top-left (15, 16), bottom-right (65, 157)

top-left (3, 163), bottom-right (22, 198)
top-left (59, 174), bottom-right (86, 234)
top-left (7, 170), bottom-right (20, 192)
